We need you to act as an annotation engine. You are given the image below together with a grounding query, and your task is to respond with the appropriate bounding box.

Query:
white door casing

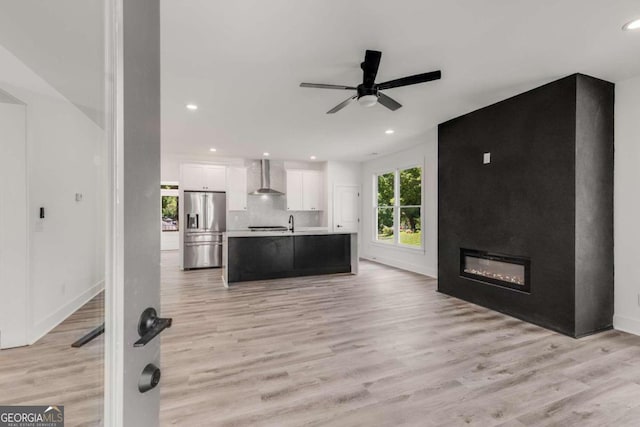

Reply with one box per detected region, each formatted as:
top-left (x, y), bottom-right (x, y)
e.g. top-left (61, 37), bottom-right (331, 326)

top-left (333, 184), bottom-right (360, 233)
top-left (0, 102), bottom-right (28, 349)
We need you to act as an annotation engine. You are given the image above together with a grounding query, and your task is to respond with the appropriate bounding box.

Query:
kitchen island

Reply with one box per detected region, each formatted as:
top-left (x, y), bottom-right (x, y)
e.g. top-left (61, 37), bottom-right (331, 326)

top-left (222, 229), bottom-right (358, 287)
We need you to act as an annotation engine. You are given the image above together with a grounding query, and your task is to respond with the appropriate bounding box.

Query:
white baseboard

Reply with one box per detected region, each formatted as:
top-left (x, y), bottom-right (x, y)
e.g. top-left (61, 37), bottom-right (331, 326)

top-left (360, 255), bottom-right (437, 278)
top-left (613, 314), bottom-right (640, 337)
top-left (29, 280), bottom-right (104, 345)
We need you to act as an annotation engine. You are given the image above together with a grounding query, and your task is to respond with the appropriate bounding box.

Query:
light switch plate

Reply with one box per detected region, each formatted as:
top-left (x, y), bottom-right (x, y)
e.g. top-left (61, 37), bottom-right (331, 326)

top-left (483, 152), bottom-right (491, 164)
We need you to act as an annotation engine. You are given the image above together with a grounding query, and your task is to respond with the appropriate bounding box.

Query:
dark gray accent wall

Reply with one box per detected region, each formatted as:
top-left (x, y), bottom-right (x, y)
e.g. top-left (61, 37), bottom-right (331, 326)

top-left (438, 74), bottom-right (614, 338)
top-left (574, 76), bottom-right (615, 337)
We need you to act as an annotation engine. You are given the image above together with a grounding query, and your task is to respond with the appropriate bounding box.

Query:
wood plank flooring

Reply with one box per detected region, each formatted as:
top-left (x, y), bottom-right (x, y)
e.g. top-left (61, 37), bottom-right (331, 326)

top-left (2, 251), bottom-right (640, 426)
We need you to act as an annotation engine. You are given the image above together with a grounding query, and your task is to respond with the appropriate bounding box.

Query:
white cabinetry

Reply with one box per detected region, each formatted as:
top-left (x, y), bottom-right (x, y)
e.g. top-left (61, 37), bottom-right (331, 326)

top-left (286, 169), bottom-right (323, 211)
top-left (286, 170), bottom-right (303, 211)
top-left (180, 164), bottom-right (226, 191)
top-left (227, 167), bottom-right (247, 211)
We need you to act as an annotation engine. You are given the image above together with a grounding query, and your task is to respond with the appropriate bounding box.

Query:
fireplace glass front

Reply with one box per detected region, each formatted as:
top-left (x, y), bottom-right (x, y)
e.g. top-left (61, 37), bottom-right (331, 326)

top-left (460, 249), bottom-right (530, 292)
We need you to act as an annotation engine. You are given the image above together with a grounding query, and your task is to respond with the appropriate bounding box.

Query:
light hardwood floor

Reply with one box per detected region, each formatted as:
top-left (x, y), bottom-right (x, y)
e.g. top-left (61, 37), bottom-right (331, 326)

top-left (2, 251), bottom-right (640, 426)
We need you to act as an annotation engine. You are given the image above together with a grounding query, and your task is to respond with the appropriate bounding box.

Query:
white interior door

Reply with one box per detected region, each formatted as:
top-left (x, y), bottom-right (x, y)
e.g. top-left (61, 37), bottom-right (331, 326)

top-left (333, 184), bottom-right (360, 232)
top-left (106, 0), bottom-right (163, 425)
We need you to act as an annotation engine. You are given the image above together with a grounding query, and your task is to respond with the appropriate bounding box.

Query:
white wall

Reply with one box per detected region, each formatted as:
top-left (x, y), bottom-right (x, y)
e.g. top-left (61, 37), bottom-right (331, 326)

top-left (360, 131), bottom-right (438, 278)
top-left (0, 102), bottom-right (28, 348)
top-left (613, 75), bottom-right (640, 336)
top-left (0, 44), bottom-right (105, 346)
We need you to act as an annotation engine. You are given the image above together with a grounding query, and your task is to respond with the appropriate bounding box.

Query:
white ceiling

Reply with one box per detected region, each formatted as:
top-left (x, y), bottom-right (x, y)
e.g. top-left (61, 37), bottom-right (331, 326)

top-left (0, 0), bottom-right (105, 126)
top-left (2, 1), bottom-right (639, 162)
top-left (161, 0), bottom-right (640, 161)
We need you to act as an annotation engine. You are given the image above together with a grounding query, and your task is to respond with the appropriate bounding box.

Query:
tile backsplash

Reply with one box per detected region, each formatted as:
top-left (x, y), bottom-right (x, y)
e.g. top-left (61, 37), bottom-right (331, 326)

top-left (226, 159), bottom-right (323, 230)
top-left (227, 195), bottom-right (321, 229)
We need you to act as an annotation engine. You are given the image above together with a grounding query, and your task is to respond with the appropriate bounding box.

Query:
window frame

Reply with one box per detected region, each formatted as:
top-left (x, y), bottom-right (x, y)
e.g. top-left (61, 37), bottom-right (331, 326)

top-left (161, 183), bottom-right (179, 232)
top-left (373, 164), bottom-right (424, 251)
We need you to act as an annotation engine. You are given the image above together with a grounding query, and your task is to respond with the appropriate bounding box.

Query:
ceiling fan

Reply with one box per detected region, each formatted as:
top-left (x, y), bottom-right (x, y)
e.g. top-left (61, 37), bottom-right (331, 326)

top-left (300, 49), bottom-right (441, 114)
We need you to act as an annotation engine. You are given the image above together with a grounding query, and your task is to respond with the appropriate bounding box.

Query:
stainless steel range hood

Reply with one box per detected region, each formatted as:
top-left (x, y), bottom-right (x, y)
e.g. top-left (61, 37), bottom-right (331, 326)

top-left (249, 159), bottom-right (284, 196)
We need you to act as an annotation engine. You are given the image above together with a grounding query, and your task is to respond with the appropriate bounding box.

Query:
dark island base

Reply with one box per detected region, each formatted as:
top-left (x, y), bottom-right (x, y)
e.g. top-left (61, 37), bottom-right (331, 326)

top-left (227, 234), bottom-right (351, 283)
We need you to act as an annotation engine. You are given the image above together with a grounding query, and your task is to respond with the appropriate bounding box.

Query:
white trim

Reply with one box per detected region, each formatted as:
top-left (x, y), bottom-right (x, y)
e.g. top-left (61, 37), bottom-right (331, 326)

top-left (361, 255), bottom-right (437, 278)
top-left (29, 281), bottom-right (104, 344)
top-left (372, 164), bottom-right (425, 250)
top-left (161, 188), bottom-right (179, 197)
top-left (613, 314), bottom-right (640, 336)
top-left (104, 0), bottom-right (123, 424)
top-left (369, 241), bottom-right (426, 254)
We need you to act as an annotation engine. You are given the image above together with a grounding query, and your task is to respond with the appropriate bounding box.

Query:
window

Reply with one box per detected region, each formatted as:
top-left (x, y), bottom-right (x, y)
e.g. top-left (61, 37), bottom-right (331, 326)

top-left (161, 184), bottom-right (179, 232)
top-left (376, 172), bottom-right (395, 243)
top-left (374, 166), bottom-right (423, 248)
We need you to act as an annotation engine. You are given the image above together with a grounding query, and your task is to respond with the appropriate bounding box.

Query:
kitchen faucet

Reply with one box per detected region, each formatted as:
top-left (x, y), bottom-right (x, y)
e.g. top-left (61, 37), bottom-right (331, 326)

top-left (288, 214), bottom-right (295, 233)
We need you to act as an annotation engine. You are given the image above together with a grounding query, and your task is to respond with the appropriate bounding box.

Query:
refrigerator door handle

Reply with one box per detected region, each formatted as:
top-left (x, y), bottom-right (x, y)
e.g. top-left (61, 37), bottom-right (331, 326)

top-left (203, 194), bottom-right (208, 230)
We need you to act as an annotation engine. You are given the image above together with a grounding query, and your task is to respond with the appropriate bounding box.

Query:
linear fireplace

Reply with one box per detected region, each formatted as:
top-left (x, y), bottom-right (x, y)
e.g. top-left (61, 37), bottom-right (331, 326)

top-left (439, 74), bottom-right (614, 337)
top-left (460, 249), bottom-right (530, 293)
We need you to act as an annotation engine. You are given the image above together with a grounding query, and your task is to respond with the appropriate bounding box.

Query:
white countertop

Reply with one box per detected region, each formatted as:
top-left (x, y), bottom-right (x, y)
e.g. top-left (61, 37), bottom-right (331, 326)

top-left (225, 227), bottom-right (356, 238)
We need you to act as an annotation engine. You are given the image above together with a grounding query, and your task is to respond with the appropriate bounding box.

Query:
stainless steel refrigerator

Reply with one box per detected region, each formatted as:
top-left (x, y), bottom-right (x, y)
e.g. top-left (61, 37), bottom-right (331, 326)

top-left (183, 191), bottom-right (226, 269)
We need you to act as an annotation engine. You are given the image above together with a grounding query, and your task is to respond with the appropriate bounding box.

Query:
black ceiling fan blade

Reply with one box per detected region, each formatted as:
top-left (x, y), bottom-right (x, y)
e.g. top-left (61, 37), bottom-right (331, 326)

top-left (300, 83), bottom-right (357, 90)
top-left (377, 70), bottom-right (441, 90)
top-left (377, 92), bottom-right (402, 111)
top-left (327, 95), bottom-right (357, 114)
top-left (361, 50), bottom-right (382, 87)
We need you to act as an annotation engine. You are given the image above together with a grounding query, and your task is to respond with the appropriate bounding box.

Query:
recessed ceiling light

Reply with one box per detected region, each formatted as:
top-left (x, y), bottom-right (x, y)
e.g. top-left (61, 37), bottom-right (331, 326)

top-left (623, 18), bottom-right (640, 31)
top-left (186, 103), bottom-right (198, 111)
top-left (385, 129), bottom-right (395, 134)
top-left (209, 148), bottom-right (217, 152)
top-left (310, 155), bottom-right (317, 160)
top-left (263, 152), bottom-right (270, 157)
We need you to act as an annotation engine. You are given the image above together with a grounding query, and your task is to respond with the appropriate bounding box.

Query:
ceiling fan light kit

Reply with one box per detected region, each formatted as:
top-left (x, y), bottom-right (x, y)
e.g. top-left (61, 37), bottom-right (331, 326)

top-left (358, 94), bottom-right (378, 107)
top-left (300, 49), bottom-right (441, 114)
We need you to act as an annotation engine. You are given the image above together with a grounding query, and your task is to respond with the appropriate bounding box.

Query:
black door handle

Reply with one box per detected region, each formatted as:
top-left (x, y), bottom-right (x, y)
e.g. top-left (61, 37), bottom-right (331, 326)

top-left (134, 307), bottom-right (172, 347)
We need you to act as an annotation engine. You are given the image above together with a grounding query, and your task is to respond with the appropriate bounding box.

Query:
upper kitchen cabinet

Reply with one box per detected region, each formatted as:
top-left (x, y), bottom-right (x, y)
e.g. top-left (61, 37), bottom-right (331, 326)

top-left (180, 164), bottom-right (227, 191)
top-left (227, 167), bottom-right (247, 211)
top-left (286, 169), bottom-right (324, 211)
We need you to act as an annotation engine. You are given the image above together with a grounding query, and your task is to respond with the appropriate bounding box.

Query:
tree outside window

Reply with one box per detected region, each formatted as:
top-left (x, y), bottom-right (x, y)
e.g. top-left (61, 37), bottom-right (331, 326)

top-left (376, 172), bottom-right (395, 243)
top-left (375, 166), bottom-right (422, 248)
top-left (161, 184), bottom-right (179, 232)
top-left (399, 167), bottom-right (422, 247)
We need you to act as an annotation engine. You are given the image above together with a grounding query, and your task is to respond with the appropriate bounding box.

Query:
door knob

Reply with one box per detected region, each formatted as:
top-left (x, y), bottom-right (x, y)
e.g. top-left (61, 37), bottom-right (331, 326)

top-left (134, 307), bottom-right (172, 347)
top-left (336, 224), bottom-right (343, 228)
top-left (138, 363), bottom-right (161, 393)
